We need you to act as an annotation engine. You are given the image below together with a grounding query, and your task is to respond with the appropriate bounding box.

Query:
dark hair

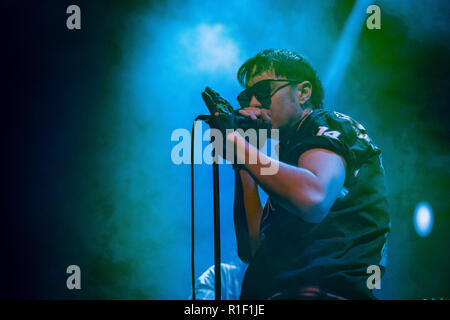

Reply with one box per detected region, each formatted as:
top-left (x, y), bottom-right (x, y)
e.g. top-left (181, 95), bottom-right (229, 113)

top-left (237, 49), bottom-right (324, 108)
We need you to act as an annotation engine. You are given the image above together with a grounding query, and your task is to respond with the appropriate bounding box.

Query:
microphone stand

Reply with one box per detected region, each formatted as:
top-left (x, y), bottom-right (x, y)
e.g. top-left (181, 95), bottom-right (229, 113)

top-left (192, 114), bottom-right (221, 301)
top-left (193, 113), bottom-right (267, 301)
top-left (212, 156), bottom-right (221, 301)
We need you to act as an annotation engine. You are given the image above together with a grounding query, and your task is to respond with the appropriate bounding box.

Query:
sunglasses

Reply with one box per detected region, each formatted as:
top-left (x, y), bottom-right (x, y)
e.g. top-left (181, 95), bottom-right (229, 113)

top-left (237, 79), bottom-right (301, 109)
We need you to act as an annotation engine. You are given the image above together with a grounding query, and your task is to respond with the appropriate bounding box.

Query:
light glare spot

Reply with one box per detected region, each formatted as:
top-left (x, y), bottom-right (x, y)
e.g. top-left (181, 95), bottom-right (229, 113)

top-left (414, 202), bottom-right (433, 237)
top-left (180, 23), bottom-right (240, 74)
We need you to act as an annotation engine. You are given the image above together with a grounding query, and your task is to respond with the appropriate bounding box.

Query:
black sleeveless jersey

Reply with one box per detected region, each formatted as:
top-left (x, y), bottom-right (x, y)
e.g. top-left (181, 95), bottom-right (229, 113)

top-left (240, 109), bottom-right (390, 300)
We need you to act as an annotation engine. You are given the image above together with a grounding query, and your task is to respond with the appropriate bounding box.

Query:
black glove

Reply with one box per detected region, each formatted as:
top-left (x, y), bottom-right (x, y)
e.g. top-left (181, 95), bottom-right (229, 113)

top-left (201, 87), bottom-right (238, 133)
top-left (204, 87), bottom-right (235, 114)
top-left (201, 87), bottom-right (243, 169)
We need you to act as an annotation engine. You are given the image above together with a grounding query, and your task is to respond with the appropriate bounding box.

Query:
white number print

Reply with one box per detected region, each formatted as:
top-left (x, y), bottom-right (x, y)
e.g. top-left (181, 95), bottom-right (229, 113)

top-left (316, 126), bottom-right (341, 140)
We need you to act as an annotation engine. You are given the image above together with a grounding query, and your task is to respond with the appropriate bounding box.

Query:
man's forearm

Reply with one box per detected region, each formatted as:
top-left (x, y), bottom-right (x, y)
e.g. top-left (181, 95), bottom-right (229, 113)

top-left (228, 132), bottom-right (325, 219)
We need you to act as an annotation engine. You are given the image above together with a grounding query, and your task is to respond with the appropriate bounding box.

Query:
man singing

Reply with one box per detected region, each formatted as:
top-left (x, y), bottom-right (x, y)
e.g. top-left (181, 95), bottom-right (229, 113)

top-left (203, 49), bottom-right (390, 300)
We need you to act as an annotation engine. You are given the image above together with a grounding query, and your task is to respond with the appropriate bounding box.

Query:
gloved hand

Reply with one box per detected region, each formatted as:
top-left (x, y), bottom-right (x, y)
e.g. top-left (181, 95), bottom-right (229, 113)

top-left (201, 87), bottom-right (242, 168)
top-left (202, 87), bottom-right (238, 134)
top-left (203, 87), bottom-right (235, 114)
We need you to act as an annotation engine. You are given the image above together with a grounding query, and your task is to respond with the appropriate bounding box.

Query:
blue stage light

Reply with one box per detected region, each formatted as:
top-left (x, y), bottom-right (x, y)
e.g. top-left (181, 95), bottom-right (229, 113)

top-left (414, 202), bottom-right (434, 237)
top-left (323, 0), bottom-right (372, 105)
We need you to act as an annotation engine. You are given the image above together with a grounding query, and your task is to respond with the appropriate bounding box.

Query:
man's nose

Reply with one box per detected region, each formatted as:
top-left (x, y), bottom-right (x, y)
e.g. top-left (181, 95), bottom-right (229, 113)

top-left (249, 95), bottom-right (262, 107)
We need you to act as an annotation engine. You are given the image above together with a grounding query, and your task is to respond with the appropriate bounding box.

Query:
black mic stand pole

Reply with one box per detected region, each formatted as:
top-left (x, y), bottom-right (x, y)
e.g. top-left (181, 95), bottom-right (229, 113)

top-left (212, 150), bottom-right (221, 301)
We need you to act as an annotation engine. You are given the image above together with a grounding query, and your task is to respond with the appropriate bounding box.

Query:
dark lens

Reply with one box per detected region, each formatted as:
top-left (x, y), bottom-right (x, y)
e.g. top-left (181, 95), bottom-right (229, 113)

top-left (237, 89), bottom-right (251, 108)
top-left (237, 80), bottom-right (272, 109)
top-left (253, 80), bottom-right (272, 109)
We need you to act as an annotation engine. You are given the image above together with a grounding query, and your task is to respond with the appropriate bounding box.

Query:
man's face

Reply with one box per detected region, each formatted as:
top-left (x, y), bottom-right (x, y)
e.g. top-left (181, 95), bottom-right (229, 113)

top-left (246, 70), bottom-right (301, 129)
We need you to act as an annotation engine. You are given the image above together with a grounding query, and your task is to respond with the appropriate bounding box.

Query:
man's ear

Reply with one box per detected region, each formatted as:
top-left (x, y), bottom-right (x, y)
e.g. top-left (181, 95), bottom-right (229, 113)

top-left (297, 81), bottom-right (312, 105)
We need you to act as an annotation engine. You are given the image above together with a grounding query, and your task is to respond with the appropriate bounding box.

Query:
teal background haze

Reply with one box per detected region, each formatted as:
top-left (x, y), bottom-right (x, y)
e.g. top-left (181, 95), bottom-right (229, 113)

top-left (2, 0), bottom-right (449, 299)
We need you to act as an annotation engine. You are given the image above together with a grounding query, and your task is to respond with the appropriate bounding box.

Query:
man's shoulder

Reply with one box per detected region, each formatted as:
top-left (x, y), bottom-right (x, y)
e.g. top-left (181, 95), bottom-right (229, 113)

top-left (301, 109), bottom-right (363, 134)
top-left (288, 108), bottom-right (382, 170)
top-left (299, 109), bottom-right (376, 146)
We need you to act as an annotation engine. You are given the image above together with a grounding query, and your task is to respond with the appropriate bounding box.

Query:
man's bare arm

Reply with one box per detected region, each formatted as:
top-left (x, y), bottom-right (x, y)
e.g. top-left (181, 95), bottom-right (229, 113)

top-left (228, 132), bottom-right (346, 223)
